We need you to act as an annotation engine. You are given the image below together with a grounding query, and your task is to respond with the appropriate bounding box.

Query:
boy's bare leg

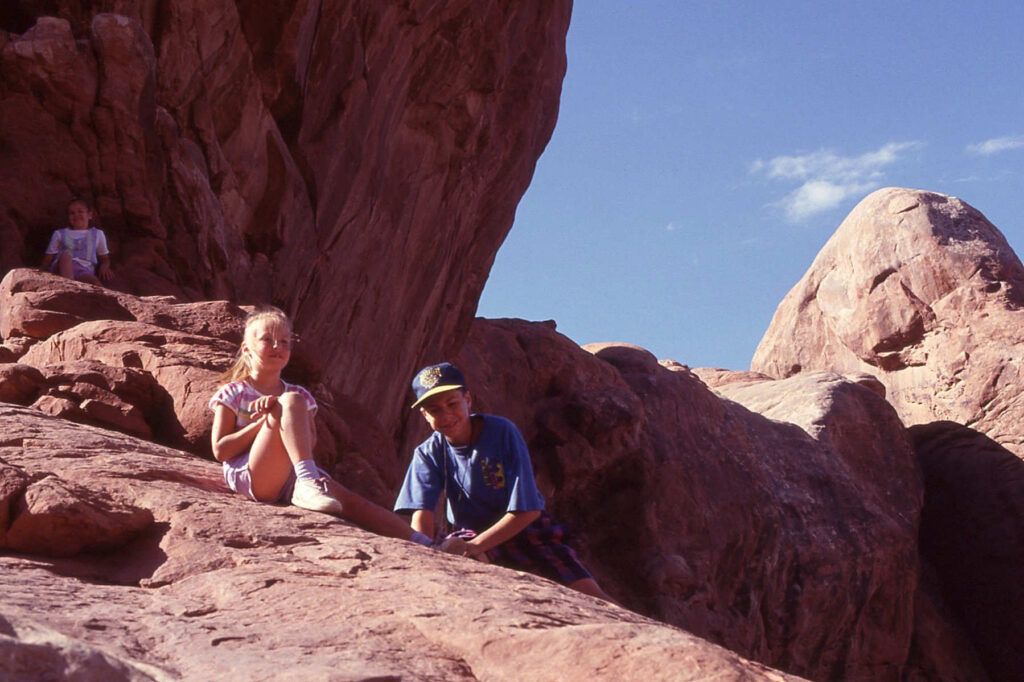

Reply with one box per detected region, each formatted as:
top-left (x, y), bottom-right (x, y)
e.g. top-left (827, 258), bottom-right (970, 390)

top-left (324, 478), bottom-right (417, 541)
top-left (567, 577), bottom-right (615, 603)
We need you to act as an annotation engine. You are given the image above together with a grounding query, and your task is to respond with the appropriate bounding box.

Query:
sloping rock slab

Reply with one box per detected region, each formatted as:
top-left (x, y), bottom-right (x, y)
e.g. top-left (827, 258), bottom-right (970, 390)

top-left (0, 404), bottom-right (799, 681)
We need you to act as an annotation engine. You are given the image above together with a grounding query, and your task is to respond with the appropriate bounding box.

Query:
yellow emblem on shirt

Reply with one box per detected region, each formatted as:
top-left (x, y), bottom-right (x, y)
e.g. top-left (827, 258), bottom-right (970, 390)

top-left (481, 458), bottom-right (506, 490)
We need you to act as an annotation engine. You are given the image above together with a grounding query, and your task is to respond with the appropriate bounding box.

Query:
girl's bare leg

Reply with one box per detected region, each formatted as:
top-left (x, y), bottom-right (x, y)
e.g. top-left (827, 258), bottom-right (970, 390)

top-left (246, 393), bottom-right (311, 501)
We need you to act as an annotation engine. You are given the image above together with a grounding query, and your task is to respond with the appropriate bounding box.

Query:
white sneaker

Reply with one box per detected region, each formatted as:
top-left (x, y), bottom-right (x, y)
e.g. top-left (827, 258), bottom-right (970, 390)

top-left (291, 477), bottom-right (344, 515)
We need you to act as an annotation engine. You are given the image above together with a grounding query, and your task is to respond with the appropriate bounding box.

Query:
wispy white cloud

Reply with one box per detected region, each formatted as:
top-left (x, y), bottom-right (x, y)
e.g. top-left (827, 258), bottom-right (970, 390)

top-left (967, 135), bottom-right (1024, 156)
top-left (751, 142), bottom-right (923, 222)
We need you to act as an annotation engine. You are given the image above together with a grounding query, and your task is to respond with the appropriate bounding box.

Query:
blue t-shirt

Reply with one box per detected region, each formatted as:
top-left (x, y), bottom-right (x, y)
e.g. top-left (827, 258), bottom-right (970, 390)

top-left (394, 414), bottom-right (545, 531)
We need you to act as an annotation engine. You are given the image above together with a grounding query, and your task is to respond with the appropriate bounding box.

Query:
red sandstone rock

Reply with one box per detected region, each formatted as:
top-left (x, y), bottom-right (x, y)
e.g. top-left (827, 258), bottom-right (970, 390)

top-left (445, 318), bottom-right (935, 680)
top-left (0, 3), bottom-right (571, 445)
top-left (0, 268), bottom-right (405, 505)
top-left (753, 188), bottom-right (1024, 457)
top-left (0, 336), bottom-right (35, 360)
top-left (0, 464), bottom-right (31, 547)
top-left (0, 404), bottom-right (800, 681)
top-left (690, 366), bottom-right (774, 388)
top-left (21, 318), bottom-right (235, 452)
top-left (0, 269), bottom-right (133, 340)
top-left (0, 363), bottom-right (44, 404)
top-left (908, 421), bottom-right (1024, 682)
top-left (4, 474), bottom-right (154, 557)
top-left (903, 562), bottom-right (992, 682)
top-left (1, 269), bottom-right (246, 342)
top-left (0, 6), bottom-right (993, 679)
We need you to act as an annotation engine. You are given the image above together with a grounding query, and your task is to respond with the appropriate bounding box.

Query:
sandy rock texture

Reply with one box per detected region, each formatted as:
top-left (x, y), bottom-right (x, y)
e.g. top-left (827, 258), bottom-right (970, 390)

top-left (0, 404), bottom-right (801, 682)
top-left (433, 318), bottom-right (976, 681)
top-left (752, 187), bottom-right (1024, 457)
top-left (0, 0), bottom-right (570, 450)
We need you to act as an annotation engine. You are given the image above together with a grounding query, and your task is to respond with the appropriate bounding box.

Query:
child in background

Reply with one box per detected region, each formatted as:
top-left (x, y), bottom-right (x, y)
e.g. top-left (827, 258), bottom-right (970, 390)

top-left (395, 362), bottom-right (612, 600)
top-left (210, 306), bottom-right (433, 547)
top-left (40, 198), bottom-right (113, 285)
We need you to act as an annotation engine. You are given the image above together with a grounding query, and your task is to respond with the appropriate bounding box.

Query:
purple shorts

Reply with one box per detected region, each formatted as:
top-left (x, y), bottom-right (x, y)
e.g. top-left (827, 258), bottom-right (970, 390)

top-left (451, 511), bottom-right (593, 586)
top-left (47, 253), bottom-right (96, 279)
top-left (222, 453), bottom-right (329, 502)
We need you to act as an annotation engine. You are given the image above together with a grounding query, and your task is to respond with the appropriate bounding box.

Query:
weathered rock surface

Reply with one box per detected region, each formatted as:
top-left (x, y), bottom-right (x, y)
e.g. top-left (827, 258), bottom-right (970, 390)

top-left (0, 3), bottom-right (1008, 679)
top-left (0, 1), bottom-right (571, 442)
top-left (0, 404), bottom-right (800, 681)
top-left (1, 279), bottom-right (980, 678)
top-left (752, 187), bottom-right (1024, 457)
top-left (437, 318), bottom-right (946, 681)
top-left (2, 268), bottom-right (240, 451)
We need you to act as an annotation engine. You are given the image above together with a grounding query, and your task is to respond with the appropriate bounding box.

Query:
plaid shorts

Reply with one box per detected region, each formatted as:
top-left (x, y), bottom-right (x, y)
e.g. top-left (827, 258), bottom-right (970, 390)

top-left (451, 511), bottom-right (593, 586)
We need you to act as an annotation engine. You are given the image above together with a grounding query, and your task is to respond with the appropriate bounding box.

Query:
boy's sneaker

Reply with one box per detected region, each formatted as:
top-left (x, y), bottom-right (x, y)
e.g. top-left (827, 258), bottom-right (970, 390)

top-left (291, 477), bottom-right (344, 515)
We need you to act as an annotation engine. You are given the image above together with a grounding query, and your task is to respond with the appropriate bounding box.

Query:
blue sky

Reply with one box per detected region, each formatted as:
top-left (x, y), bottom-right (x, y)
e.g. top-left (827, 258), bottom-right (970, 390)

top-left (477, 1), bottom-right (1024, 370)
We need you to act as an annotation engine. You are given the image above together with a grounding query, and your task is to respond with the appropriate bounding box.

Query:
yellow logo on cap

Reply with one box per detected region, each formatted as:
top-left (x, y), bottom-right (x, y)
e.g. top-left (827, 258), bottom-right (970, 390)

top-left (419, 366), bottom-right (443, 389)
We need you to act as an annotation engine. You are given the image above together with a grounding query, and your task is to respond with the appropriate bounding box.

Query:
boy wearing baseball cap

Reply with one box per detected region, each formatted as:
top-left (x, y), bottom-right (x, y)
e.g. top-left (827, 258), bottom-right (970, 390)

top-left (394, 362), bottom-right (611, 600)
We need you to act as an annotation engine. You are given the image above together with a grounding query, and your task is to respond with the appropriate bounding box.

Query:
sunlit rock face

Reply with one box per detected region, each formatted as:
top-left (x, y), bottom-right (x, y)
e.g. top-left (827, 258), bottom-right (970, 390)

top-left (0, 0), bottom-right (571, 441)
top-left (753, 187), bottom-right (1024, 457)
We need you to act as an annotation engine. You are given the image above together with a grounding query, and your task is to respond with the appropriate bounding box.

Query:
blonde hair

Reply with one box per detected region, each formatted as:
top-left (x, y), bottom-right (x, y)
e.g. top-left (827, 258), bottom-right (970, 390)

top-left (220, 306), bottom-right (292, 382)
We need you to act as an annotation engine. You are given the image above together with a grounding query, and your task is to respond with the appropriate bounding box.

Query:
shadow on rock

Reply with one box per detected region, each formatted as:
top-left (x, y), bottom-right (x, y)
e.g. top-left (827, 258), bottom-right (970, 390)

top-left (909, 421), bottom-right (1024, 682)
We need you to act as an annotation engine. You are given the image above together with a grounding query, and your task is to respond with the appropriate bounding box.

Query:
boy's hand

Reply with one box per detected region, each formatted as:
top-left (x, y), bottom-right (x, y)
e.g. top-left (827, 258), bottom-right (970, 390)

top-left (440, 537), bottom-right (490, 563)
top-left (465, 543), bottom-right (490, 563)
top-left (98, 263), bottom-right (113, 282)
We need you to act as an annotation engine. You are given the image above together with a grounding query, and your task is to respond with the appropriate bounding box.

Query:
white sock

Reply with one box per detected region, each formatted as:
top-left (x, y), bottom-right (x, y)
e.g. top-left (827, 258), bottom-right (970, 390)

top-left (293, 459), bottom-right (319, 481)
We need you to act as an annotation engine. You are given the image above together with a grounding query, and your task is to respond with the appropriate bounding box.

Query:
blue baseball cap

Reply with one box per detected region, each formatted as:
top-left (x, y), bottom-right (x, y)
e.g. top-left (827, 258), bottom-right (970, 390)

top-left (411, 362), bottom-right (466, 408)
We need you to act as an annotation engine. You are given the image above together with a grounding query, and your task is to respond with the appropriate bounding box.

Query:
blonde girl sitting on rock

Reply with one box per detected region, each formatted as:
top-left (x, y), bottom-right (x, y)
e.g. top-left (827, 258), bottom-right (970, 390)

top-left (209, 306), bottom-right (433, 546)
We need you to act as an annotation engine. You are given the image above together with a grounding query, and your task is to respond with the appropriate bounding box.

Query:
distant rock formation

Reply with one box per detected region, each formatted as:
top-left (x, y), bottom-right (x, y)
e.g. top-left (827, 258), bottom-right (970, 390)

top-left (752, 188), bottom-right (1024, 457)
top-left (753, 186), bottom-right (1024, 680)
